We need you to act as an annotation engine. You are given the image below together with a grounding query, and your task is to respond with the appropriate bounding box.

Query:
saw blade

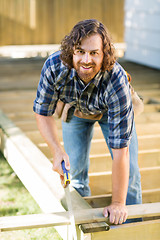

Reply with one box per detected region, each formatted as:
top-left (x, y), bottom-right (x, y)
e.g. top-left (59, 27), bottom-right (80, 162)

top-left (64, 185), bottom-right (77, 240)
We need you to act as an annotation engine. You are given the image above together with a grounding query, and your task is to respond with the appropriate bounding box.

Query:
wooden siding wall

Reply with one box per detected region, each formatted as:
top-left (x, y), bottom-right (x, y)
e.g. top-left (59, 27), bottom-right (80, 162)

top-left (0, 0), bottom-right (124, 46)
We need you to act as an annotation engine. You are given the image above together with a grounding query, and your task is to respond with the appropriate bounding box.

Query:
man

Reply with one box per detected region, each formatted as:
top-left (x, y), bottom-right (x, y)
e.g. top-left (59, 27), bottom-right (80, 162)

top-left (33, 19), bottom-right (142, 225)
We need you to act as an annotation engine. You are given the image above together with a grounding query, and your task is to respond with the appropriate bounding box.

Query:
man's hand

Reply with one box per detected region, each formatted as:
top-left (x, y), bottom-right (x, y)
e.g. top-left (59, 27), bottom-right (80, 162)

top-left (103, 202), bottom-right (128, 225)
top-left (34, 114), bottom-right (70, 187)
top-left (52, 149), bottom-right (70, 187)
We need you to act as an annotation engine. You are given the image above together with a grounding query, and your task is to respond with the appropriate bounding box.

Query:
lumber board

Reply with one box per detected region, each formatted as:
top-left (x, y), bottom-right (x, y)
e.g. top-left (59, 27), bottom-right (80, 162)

top-left (89, 167), bottom-right (160, 195)
top-left (143, 103), bottom-right (160, 113)
top-left (35, 134), bottom-right (160, 159)
top-left (135, 112), bottom-right (160, 124)
top-left (136, 89), bottom-right (160, 98)
top-left (136, 122), bottom-right (160, 135)
top-left (0, 90), bottom-right (36, 100)
top-left (91, 219), bottom-right (160, 240)
top-left (13, 117), bottom-right (160, 139)
top-left (89, 149), bottom-right (160, 173)
top-left (26, 132), bottom-right (160, 172)
top-left (142, 188), bottom-right (160, 203)
top-left (89, 137), bottom-right (160, 155)
top-left (0, 110), bottom-right (91, 212)
top-left (134, 83), bottom-right (160, 91)
top-left (0, 203), bottom-right (160, 232)
top-left (0, 110), bottom-right (108, 239)
top-left (0, 110), bottom-right (91, 239)
top-left (93, 123), bottom-right (160, 137)
top-left (84, 188), bottom-right (160, 208)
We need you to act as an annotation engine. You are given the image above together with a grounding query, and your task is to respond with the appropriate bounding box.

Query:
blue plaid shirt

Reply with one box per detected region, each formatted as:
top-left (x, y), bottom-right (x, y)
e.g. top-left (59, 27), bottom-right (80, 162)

top-left (33, 51), bottom-right (133, 148)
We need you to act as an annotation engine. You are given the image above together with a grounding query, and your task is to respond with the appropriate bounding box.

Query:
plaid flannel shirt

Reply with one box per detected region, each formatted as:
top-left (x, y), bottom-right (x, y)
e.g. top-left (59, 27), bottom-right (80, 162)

top-left (33, 51), bottom-right (134, 148)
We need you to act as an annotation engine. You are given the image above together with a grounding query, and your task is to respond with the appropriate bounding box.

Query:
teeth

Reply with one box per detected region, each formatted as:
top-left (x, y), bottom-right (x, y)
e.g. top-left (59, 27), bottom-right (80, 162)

top-left (82, 66), bottom-right (91, 69)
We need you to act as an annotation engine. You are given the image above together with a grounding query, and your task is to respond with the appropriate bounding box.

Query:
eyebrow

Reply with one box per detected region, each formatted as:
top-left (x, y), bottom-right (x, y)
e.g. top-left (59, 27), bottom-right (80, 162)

top-left (75, 46), bottom-right (100, 52)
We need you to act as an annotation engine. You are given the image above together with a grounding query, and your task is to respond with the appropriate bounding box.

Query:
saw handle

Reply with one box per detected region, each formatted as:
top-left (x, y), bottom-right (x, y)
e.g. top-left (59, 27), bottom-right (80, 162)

top-left (61, 160), bottom-right (71, 186)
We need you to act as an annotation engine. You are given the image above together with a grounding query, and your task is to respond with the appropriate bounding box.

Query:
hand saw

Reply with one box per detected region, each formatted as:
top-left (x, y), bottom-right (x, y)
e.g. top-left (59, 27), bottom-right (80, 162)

top-left (61, 160), bottom-right (77, 240)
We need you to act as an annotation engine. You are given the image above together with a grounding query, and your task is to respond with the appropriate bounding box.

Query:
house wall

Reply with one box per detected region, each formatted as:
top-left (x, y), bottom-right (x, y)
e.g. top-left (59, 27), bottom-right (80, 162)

top-left (0, 0), bottom-right (124, 46)
top-left (124, 0), bottom-right (160, 69)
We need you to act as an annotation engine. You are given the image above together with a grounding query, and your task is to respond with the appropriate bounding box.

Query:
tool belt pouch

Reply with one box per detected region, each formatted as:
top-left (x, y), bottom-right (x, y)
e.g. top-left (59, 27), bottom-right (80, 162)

top-left (74, 109), bottom-right (103, 120)
top-left (54, 100), bottom-right (65, 118)
top-left (130, 85), bottom-right (144, 117)
top-left (54, 100), bottom-right (74, 122)
top-left (126, 71), bottom-right (144, 117)
top-left (54, 100), bottom-right (103, 122)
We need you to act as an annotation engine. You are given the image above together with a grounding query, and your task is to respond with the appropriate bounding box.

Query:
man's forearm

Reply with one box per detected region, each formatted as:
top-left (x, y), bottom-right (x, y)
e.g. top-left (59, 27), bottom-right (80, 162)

top-left (112, 147), bottom-right (129, 205)
top-left (35, 113), bottom-right (62, 155)
top-left (35, 113), bottom-right (70, 175)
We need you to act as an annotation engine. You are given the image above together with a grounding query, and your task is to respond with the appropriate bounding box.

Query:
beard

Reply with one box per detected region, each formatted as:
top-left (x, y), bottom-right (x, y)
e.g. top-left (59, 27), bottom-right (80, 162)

top-left (74, 62), bottom-right (99, 83)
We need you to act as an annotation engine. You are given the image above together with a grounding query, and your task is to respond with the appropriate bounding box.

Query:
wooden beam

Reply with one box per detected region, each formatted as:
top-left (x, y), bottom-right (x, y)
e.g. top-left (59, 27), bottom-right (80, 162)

top-left (143, 104), bottom-right (160, 113)
top-left (0, 110), bottom-right (90, 210)
top-left (89, 166), bottom-right (160, 195)
top-left (92, 219), bottom-right (160, 240)
top-left (34, 135), bottom-right (160, 161)
top-left (136, 122), bottom-right (160, 135)
top-left (89, 137), bottom-right (160, 155)
top-left (84, 188), bottom-right (160, 208)
top-left (142, 188), bottom-right (160, 203)
top-left (89, 149), bottom-right (160, 172)
top-left (0, 203), bottom-right (160, 232)
top-left (0, 110), bottom-right (109, 239)
top-left (0, 110), bottom-right (92, 239)
top-left (135, 112), bottom-right (160, 124)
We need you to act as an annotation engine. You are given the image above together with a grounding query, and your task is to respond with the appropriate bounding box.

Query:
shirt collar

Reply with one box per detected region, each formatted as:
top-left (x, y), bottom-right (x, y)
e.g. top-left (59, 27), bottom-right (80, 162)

top-left (70, 68), bottom-right (103, 88)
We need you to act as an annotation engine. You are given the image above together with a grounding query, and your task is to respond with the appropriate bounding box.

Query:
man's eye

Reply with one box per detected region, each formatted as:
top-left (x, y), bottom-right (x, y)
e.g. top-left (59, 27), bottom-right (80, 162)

top-left (91, 52), bottom-right (97, 55)
top-left (77, 50), bottom-right (84, 54)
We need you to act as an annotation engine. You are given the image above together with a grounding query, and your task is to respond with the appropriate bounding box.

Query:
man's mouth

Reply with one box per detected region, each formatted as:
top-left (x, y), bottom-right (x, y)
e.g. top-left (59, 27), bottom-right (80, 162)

top-left (81, 65), bottom-right (93, 70)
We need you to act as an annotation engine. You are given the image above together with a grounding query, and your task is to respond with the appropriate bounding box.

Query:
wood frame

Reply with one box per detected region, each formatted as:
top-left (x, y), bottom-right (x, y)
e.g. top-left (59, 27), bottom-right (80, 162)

top-left (0, 110), bottom-right (107, 239)
top-left (0, 203), bottom-right (160, 232)
top-left (1, 109), bottom-right (160, 239)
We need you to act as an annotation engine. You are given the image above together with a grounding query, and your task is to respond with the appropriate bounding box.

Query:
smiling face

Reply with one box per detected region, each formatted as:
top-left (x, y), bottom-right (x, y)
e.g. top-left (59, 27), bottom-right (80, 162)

top-left (73, 34), bottom-right (104, 84)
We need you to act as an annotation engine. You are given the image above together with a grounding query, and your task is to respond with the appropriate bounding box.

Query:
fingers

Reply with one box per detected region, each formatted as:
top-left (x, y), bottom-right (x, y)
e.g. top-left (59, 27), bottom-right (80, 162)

top-left (63, 156), bottom-right (70, 171)
top-left (52, 151), bottom-right (70, 188)
top-left (60, 175), bottom-right (67, 188)
top-left (52, 151), bottom-right (70, 175)
top-left (103, 203), bottom-right (128, 225)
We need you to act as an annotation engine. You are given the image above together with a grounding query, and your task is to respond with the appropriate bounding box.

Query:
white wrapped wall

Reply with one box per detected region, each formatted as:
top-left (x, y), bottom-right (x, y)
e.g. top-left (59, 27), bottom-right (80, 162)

top-left (124, 0), bottom-right (160, 69)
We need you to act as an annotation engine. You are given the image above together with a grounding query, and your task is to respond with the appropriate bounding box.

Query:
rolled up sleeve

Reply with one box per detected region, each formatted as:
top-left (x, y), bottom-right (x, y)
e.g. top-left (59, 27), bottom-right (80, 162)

top-left (33, 61), bottom-right (58, 116)
top-left (107, 65), bottom-right (134, 149)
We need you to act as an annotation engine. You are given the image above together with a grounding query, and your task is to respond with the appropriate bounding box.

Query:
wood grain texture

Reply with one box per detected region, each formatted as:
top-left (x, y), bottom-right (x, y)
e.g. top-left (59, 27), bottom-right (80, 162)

top-left (0, 203), bottom-right (160, 232)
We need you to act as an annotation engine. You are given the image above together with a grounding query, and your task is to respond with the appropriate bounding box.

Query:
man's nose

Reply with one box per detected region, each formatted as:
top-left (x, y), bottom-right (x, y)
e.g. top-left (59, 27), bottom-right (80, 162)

top-left (83, 52), bottom-right (91, 63)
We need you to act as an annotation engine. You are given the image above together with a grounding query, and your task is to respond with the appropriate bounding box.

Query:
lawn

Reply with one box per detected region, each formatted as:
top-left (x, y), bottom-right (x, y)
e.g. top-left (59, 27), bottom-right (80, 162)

top-left (0, 151), bottom-right (62, 240)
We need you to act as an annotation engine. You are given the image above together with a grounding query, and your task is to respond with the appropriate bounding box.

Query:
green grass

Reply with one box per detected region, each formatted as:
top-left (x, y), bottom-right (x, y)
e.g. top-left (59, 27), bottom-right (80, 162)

top-left (0, 152), bottom-right (62, 240)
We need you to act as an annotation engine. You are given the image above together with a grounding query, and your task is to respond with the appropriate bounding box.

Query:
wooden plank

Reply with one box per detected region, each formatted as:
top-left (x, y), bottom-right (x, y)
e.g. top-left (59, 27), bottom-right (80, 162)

top-left (136, 123), bottom-right (160, 135)
top-left (89, 167), bottom-right (160, 195)
top-left (35, 134), bottom-right (160, 156)
top-left (0, 202), bottom-right (160, 232)
top-left (142, 104), bottom-right (160, 113)
top-left (92, 123), bottom-right (160, 140)
top-left (0, 110), bottom-right (91, 212)
top-left (0, 135), bottom-right (68, 239)
top-left (92, 219), bottom-right (160, 240)
top-left (142, 188), bottom-right (160, 203)
top-left (84, 188), bottom-right (160, 208)
top-left (135, 112), bottom-right (160, 124)
top-left (0, 110), bottom-right (91, 239)
top-left (89, 149), bottom-right (160, 172)
top-left (1, 110), bottom-right (111, 239)
top-left (89, 136), bottom-right (160, 155)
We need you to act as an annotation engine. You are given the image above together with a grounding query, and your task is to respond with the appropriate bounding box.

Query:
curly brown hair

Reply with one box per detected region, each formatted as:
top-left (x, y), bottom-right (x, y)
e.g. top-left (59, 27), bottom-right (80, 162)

top-left (60, 19), bottom-right (116, 72)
